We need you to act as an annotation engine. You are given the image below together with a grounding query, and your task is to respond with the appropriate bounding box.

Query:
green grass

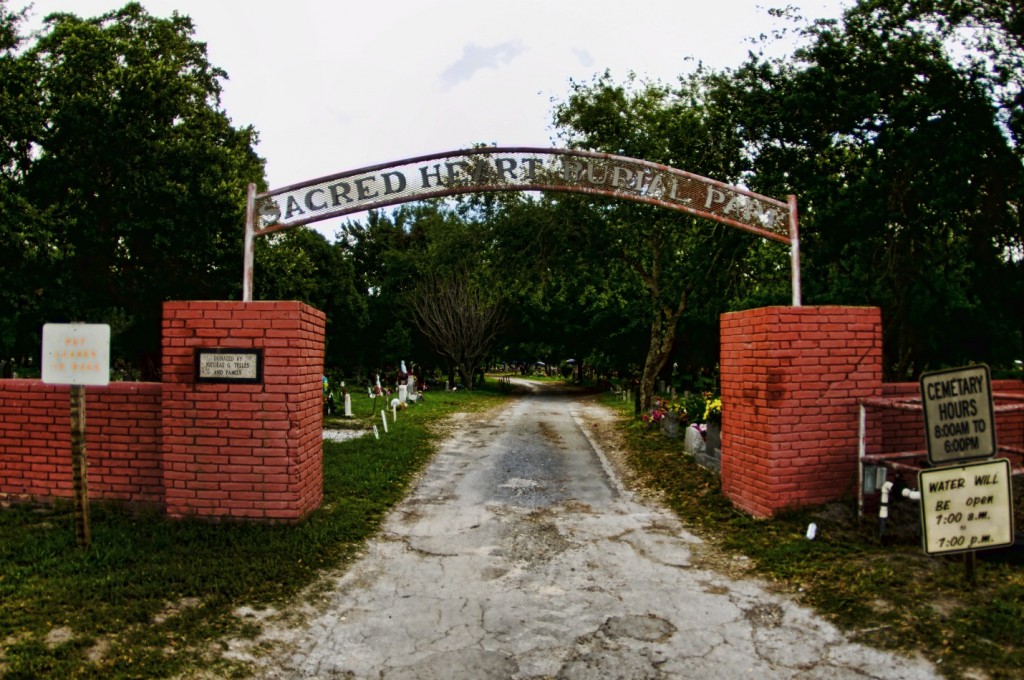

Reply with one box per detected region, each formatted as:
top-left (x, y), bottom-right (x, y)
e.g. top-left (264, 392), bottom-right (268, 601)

top-left (0, 386), bottom-right (507, 679)
top-left (598, 393), bottom-right (1024, 680)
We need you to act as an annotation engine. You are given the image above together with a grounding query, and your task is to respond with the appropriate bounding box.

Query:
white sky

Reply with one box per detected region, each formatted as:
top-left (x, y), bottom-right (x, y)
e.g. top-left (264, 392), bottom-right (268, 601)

top-left (23, 0), bottom-right (851, 236)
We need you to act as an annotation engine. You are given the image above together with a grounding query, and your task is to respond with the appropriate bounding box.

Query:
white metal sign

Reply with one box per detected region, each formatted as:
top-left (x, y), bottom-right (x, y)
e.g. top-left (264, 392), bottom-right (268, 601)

top-left (920, 365), bottom-right (996, 465)
top-left (41, 323), bottom-right (111, 386)
top-left (918, 458), bottom-right (1014, 555)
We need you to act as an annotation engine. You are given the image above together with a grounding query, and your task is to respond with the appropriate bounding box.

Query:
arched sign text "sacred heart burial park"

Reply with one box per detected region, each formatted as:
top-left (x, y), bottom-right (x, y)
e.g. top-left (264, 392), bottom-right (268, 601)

top-left (242, 147), bottom-right (801, 305)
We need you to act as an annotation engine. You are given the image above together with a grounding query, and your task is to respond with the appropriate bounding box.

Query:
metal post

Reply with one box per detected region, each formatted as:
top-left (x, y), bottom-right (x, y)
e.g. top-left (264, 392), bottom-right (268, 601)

top-left (242, 183), bottom-right (256, 302)
top-left (789, 194), bottom-right (801, 307)
top-left (857, 402), bottom-right (867, 518)
top-left (965, 551), bottom-right (976, 586)
top-left (69, 384), bottom-right (91, 548)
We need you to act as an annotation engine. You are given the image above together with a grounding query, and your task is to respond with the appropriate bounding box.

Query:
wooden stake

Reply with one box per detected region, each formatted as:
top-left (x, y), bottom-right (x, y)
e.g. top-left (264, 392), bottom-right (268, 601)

top-left (965, 551), bottom-right (977, 586)
top-left (69, 384), bottom-right (91, 548)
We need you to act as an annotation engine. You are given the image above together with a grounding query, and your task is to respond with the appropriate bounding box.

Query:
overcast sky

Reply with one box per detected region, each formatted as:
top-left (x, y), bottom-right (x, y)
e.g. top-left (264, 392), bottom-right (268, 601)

top-left (24, 0), bottom-right (851, 236)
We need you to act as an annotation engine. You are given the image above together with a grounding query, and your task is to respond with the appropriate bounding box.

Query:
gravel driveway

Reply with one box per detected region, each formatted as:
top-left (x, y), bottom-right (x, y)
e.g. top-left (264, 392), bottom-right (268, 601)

top-left (235, 381), bottom-right (939, 679)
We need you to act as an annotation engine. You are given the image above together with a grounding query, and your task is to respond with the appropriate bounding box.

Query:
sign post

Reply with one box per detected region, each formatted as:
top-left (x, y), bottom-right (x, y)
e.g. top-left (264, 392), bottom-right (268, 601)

top-left (41, 323), bottom-right (111, 548)
top-left (68, 383), bottom-right (90, 546)
top-left (918, 364), bottom-right (1014, 581)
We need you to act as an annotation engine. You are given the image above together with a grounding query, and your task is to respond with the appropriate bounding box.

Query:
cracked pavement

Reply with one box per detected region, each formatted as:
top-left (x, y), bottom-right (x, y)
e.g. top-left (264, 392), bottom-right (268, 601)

top-left (241, 382), bottom-right (940, 679)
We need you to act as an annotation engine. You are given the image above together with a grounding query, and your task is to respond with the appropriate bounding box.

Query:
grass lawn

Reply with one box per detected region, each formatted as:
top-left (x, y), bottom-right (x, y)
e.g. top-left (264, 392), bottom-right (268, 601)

top-left (0, 386), bottom-right (507, 679)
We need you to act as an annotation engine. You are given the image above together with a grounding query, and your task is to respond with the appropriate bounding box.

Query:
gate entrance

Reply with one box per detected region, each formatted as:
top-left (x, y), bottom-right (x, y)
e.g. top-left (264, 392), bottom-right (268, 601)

top-left (242, 147), bottom-right (801, 305)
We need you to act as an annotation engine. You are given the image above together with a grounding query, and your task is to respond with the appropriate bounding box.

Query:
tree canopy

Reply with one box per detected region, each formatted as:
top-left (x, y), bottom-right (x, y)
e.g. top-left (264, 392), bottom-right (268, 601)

top-left (2, 0), bottom-right (1019, 388)
top-left (0, 2), bottom-right (264, 374)
top-left (705, 0), bottom-right (1023, 377)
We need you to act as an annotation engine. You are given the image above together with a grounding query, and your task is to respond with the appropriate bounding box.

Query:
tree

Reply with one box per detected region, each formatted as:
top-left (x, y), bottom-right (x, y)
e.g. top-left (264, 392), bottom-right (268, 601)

top-left (18, 3), bottom-right (264, 373)
top-left (0, 1), bottom-right (45, 360)
top-left (486, 191), bottom-right (649, 383)
top-left (706, 2), bottom-right (1023, 377)
top-left (551, 72), bottom-right (754, 411)
top-left (336, 198), bottom-right (511, 390)
top-left (337, 207), bottom-right (432, 381)
top-left (407, 269), bottom-right (506, 389)
top-left (852, 0), bottom-right (1023, 153)
top-left (254, 227), bottom-right (367, 370)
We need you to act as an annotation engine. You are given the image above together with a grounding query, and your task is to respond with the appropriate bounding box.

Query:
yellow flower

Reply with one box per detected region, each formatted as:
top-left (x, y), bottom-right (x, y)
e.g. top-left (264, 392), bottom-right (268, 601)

top-left (703, 398), bottom-right (722, 422)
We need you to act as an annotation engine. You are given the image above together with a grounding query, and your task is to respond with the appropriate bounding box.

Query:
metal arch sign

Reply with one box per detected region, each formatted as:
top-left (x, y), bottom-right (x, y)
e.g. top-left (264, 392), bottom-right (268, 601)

top-left (242, 146), bottom-right (800, 303)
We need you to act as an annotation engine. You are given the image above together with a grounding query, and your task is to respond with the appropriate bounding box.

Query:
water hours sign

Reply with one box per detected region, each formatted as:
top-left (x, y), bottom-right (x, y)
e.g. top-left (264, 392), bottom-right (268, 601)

top-left (919, 458), bottom-right (1014, 555)
top-left (920, 365), bottom-right (995, 465)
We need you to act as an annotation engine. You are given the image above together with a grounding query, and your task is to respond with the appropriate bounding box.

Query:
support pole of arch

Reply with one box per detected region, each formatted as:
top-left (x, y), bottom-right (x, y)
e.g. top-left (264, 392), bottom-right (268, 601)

top-left (789, 194), bottom-right (801, 307)
top-left (243, 182), bottom-right (256, 303)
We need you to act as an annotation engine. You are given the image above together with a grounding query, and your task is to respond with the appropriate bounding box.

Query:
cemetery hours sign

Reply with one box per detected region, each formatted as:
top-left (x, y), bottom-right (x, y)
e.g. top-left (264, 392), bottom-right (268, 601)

top-left (920, 365), bottom-right (996, 465)
top-left (195, 348), bottom-right (263, 384)
top-left (918, 458), bottom-right (1014, 555)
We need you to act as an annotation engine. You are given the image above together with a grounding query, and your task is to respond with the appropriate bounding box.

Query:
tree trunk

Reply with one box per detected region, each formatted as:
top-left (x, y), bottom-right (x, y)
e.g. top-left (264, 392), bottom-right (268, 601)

top-left (457, 362), bottom-right (473, 390)
top-left (639, 307), bottom-right (680, 413)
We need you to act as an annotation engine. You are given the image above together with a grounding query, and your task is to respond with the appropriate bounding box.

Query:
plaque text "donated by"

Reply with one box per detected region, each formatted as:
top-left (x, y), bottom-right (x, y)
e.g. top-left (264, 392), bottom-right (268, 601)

top-left (195, 348), bottom-right (263, 384)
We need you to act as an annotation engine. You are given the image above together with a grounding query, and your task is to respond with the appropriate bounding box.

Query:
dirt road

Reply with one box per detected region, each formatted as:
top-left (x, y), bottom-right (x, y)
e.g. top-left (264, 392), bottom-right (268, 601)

top-left (238, 381), bottom-right (938, 679)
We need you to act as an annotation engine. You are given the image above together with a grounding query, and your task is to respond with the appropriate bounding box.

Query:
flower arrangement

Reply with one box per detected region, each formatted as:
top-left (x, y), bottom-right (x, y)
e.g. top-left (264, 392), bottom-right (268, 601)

top-left (641, 398), bottom-right (688, 431)
top-left (703, 393), bottom-right (722, 425)
top-left (640, 408), bottom-right (666, 430)
top-left (666, 400), bottom-right (687, 420)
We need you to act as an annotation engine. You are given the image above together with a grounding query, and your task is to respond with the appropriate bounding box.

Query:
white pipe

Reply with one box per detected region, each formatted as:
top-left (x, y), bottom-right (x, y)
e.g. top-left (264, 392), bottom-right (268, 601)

top-left (879, 481), bottom-right (893, 520)
top-left (902, 488), bottom-right (921, 501)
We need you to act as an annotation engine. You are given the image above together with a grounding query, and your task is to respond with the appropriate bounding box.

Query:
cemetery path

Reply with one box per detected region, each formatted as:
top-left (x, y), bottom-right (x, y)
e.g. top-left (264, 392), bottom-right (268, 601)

top-left (238, 380), bottom-right (939, 679)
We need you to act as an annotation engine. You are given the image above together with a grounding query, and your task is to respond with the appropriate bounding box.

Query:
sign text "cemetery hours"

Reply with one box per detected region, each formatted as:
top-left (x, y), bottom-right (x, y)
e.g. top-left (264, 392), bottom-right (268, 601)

top-left (920, 365), bottom-right (996, 464)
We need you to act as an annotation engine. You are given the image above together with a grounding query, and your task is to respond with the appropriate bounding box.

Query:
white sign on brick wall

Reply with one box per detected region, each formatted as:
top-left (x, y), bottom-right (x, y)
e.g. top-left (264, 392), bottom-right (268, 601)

top-left (41, 323), bottom-right (110, 387)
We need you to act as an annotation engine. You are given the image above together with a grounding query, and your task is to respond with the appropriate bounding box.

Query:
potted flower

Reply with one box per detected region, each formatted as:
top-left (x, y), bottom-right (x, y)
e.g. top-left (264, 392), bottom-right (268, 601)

top-left (641, 406), bottom-right (665, 431)
top-left (660, 400), bottom-right (687, 438)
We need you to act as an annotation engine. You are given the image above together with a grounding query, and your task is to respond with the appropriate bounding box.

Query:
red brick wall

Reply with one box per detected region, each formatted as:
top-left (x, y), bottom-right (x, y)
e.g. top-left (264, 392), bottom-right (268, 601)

top-left (1, 300), bottom-right (325, 523)
top-left (873, 380), bottom-right (1024, 458)
top-left (161, 301), bottom-right (325, 521)
top-left (720, 306), bottom-right (883, 516)
top-left (0, 380), bottom-right (163, 506)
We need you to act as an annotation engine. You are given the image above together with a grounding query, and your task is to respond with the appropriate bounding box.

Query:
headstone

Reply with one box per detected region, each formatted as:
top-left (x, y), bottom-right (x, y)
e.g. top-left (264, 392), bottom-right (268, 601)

top-left (664, 415), bottom-right (681, 438)
top-left (693, 425), bottom-right (721, 473)
top-left (684, 425), bottom-right (706, 456)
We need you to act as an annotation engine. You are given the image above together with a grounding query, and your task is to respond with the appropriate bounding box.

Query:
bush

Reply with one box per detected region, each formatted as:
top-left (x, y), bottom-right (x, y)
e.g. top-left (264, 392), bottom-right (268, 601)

top-left (682, 392), bottom-right (707, 424)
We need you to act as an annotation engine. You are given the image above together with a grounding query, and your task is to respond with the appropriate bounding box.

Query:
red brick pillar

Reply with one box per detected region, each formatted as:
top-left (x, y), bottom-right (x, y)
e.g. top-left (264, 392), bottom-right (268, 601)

top-left (719, 306), bottom-right (882, 516)
top-left (161, 301), bottom-right (325, 521)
